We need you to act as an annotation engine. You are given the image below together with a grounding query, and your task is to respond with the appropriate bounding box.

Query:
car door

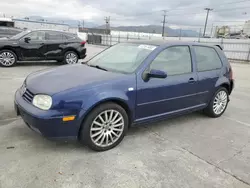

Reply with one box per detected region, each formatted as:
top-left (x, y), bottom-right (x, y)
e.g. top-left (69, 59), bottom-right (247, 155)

top-left (191, 45), bottom-right (223, 105)
top-left (19, 31), bottom-right (47, 60)
top-left (135, 45), bottom-right (202, 122)
top-left (45, 31), bottom-right (64, 60)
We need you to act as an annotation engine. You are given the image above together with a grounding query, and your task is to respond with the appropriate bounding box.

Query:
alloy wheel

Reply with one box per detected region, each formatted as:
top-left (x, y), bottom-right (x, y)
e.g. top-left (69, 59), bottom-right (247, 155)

top-left (90, 110), bottom-right (125, 148)
top-left (213, 90), bottom-right (228, 115)
top-left (66, 53), bottom-right (78, 64)
top-left (0, 52), bottom-right (16, 66)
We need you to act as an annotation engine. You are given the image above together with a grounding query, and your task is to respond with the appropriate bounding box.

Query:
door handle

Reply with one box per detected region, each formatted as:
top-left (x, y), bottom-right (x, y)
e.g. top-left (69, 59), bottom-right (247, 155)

top-left (188, 78), bottom-right (196, 83)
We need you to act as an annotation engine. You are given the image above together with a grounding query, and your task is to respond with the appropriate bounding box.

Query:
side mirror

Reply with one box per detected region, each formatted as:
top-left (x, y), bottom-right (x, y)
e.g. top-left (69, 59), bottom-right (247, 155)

top-left (148, 69), bottom-right (167, 79)
top-left (24, 37), bottom-right (31, 43)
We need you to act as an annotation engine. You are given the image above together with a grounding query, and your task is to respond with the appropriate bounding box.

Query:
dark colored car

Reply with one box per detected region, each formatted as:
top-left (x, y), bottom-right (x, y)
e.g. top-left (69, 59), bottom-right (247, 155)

top-left (0, 26), bottom-right (23, 38)
top-left (14, 41), bottom-right (234, 151)
top-left (0, 29), bottom-right (86, 67)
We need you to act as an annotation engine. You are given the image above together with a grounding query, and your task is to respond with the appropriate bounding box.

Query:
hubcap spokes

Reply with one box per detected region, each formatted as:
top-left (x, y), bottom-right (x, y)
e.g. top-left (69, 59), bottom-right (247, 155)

top-left (213, 91), bottom-right (227, 115)
top-left (66, 53), bottom-right (77, 64)
top-left (0, 52), bottom-right (15, 66)
top-left (90, 110), bottom-right (124, 147)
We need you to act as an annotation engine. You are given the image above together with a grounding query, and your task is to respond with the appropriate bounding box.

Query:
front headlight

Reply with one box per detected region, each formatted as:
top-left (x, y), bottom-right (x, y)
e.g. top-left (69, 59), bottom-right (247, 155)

top-left (32, 95), bottom-right (52, 110)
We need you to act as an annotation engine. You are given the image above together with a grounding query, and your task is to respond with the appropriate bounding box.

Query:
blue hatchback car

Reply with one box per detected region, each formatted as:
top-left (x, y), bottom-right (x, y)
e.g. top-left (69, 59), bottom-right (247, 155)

top-left (14, 41), bottom-right (234, 151)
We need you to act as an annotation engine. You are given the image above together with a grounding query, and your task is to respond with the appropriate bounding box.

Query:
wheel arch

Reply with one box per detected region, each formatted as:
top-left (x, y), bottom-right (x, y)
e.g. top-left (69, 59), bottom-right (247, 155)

top-left (63, 48), bottom-right (80, 59)
top-left (0, 47), bottom-right (19, 60)
top-left (220, 83), bottom-right (231, 94)
top-left (77, 98), bottom-right (133, 139)
top-left (215, 76), bottom-right (232, 95)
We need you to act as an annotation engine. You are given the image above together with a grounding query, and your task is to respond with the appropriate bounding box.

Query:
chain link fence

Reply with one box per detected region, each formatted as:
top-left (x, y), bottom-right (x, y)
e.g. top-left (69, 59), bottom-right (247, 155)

top-left (87, 32), bottom-right (250, 63)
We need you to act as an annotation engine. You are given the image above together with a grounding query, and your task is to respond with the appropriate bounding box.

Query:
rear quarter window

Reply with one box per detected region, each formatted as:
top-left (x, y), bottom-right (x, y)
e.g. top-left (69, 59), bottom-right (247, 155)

top-left (63, 34), bottom-right (76, 40)
top-left (193, 46), bottom-right (222, 72)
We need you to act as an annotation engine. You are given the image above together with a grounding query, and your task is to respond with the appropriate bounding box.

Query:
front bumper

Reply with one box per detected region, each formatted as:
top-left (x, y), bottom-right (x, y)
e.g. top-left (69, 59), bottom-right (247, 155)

top-left (14, 90), bottom-right (82, 140)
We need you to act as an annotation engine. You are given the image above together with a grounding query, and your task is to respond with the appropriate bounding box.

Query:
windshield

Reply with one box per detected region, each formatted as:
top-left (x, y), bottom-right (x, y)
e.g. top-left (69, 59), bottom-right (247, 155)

top-left (10, 30), bottom-right (30, 40)
top-left (87, 43), bottom-right (157, 73)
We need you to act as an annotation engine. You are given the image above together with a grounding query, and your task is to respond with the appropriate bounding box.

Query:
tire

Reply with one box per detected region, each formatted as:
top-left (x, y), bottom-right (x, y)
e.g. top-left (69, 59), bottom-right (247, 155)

top-left (0, 50), bottom-right (17, 67)
top-left (63, 51), bottom-right (79, 64)
top-left (80, 102), bottom-right (129, 151)
top-left (204, 87), bottom-right (229, 118)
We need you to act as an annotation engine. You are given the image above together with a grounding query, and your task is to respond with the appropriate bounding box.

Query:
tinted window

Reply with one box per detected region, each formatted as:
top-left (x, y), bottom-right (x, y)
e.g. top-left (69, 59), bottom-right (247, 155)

top-left (46, 31), bottom-right (63, 40)
top-left (194, 46), bottom-right (222, 72)
top-left (150, 46), bottom-right (192, 76)
top-left (63, 34), bottom-right (75, 40)
top-left (24, 31), bottom-right (45, 41)
top-left (10, 30), bottom-right (30, 40)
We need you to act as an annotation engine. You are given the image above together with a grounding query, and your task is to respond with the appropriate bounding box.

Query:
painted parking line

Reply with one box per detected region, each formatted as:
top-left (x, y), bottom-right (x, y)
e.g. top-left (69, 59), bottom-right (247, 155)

top-left (0, 117), bottom-right (20, 123)
top-left (0, 77), bottom-right (25, 80)
top-left (223, 116), bottom-right (250, 128)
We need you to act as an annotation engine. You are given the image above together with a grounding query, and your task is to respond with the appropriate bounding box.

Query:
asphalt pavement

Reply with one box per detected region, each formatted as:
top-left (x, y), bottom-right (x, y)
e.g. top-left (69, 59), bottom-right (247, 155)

top-left (0, 44), bottom-right (249, 188)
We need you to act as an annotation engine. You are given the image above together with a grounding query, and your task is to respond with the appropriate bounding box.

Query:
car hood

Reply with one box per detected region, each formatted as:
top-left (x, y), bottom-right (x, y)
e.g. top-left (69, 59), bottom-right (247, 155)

top-left (0, 38), bottom-right (18, 45)
top-left (26, 64), bottom-right (126, 95)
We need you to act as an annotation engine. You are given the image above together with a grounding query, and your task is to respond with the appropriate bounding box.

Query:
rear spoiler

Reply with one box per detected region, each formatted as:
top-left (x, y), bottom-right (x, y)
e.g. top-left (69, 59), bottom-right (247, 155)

top-left (215, 44), bottom-right (223, 50)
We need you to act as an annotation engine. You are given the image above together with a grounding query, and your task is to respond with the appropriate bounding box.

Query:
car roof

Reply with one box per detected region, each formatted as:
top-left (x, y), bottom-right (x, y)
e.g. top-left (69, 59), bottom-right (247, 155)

top-left (29, 29), bottom-right (76, 35)
top-left (123, 39), bottom-right (221, 49)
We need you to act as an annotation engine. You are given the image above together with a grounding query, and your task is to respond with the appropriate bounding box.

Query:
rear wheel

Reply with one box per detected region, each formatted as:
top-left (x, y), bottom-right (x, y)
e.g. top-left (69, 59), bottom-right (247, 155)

top-left (80, 103), bottom-right (128, 151)
top-left (204, 87), bottom-right (229, 118)
top-left (64, 51), bottom-right (79, 64)
top-left (0, 50), bottom-right (17, 67)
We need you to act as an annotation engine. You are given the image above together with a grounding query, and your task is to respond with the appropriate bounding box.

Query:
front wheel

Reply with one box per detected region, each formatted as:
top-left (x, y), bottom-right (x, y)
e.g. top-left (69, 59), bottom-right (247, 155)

top-left (204, 87), bottom-right (229, 118)
top-left (64, 51), bottom-right (79, 64)
top-left (0, 50), bottom-right (17, 67)
top-left (80, 103), bottom-right (128, 151)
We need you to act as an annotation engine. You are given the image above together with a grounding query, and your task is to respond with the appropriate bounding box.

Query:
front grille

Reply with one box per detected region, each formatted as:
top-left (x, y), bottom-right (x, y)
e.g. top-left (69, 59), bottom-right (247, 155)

top-left (22, 88), bottom-right (34, 103)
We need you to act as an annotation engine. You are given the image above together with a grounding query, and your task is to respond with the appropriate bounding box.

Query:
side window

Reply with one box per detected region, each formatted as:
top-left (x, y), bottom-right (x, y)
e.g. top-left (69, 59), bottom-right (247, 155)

top-left (24, 31), bottom-right (45, 41)
top-left (46, 31), bottom-right (63, 40)
top-left (63, 34), bottom-right (75, 40)
top-left (193, 46), bottom-right (222, 72)
top-left (150, 46), bottom-right (192, 76)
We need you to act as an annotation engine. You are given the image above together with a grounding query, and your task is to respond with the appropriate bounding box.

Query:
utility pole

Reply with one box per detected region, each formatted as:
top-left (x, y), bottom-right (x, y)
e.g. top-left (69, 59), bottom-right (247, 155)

top-left (161, 10), bottom-right (167, 37)
top-left (78, 21), bottom-right (81, 29)
top-left (179, 29), bottom-right (182, 40)
top-left (82, 20), bottom-right (84, 28)
top-left (104, 16), bottom-right (110, 34)
top-left (203, 8), bottom-right (213, 37)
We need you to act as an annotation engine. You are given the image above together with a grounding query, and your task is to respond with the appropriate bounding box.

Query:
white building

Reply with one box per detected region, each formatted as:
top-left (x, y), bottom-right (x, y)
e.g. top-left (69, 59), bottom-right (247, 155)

top-left (243, 20), bottom-right (250, 35)
top-left (13, 18), bottom-right (69, 31)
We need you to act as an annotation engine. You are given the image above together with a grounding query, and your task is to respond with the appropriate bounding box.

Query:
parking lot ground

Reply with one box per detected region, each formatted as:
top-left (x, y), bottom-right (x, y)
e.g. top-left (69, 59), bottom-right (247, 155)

top-left (0, 45), bottom-right (250, 188)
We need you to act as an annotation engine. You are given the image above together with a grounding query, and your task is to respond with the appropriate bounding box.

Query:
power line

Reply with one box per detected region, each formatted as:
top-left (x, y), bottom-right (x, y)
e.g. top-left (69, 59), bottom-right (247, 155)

top-left (166, 5), bottom-right (250, 17)
top-left (168, 0), bottom-right (250, 12)
top-left (214, 6), bottom-right (250, 12)
top-left (106, 0), bottom-right (250, 20)
top-left (138, 1), bottom-right (250, 17)
top-left (213, 20), bottom-right (245, 22)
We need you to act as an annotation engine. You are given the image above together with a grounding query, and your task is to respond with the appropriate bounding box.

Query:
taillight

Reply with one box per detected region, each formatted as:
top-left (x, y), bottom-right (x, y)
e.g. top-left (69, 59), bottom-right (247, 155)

top-left (81, 41), bottom-right (86, 45)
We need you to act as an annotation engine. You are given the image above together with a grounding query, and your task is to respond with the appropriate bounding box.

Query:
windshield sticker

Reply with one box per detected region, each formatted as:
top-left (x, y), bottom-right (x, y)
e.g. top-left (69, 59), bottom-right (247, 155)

top-left (138, 45), bottom-right (156, 51)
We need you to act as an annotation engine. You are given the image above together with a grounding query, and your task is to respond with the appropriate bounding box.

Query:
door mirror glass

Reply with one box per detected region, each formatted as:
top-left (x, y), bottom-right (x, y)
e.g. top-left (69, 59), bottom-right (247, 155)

top-left (24, 37), bottom-right (31, 43)
top-left (148, 69), bottom-right (167, 79)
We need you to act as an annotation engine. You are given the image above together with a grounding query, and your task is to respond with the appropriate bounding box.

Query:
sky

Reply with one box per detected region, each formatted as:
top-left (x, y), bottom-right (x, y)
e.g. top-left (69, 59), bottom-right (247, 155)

top-left (0, 0), bottom-right (250, 30)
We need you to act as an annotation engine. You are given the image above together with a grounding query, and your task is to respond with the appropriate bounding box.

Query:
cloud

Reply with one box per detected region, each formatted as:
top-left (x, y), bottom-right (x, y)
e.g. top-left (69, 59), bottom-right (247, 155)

top-left (0, 0), bottom-right (249, 29)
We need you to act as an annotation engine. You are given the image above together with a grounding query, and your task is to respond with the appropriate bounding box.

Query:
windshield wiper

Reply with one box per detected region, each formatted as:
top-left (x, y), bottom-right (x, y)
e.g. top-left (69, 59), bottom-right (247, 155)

top-left (89, 64), bottom-right (108, 71)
